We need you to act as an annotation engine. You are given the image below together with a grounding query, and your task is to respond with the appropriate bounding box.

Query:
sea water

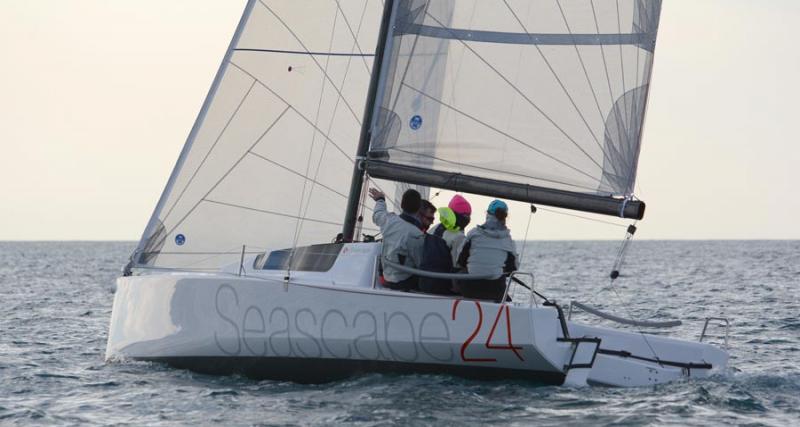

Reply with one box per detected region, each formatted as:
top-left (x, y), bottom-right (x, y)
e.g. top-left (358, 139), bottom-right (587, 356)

top-left (1, 241), bottom-right (798, 425)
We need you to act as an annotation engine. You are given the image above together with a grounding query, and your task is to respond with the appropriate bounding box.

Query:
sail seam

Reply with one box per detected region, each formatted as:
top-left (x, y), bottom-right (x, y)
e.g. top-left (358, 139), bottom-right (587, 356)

top-left (159, 106), bottom-right (290, 241)
top-left (234, 48), bottom-right (374, 57)
top-left (590, 0), bottom-right (631, 187)
top-left (257, 0), bottom-right (363, 127)
top-left (228, 62), bottom-right (356, 164)
top-left (161, 79), bottom-right (257, 223)
top-left (555, 0), bottom-right (621, 170)
top-left (246, 151), bottom-right (369, 209)
top-left (421, 11), bottom-right (605, 173)
top-left (503, 0), bottom-right (608, 166)
top-left (332, 0), bottom-right (374, 74)
top-left (227, 60), bottom-right (401, 212)
top-left (501, 0), bottom-right (609, 170)
top-left (555, 0), bottom-right (610, 142)
top-left (203, 199), bottom-right (344, 227)
top-left (400, 82), bottom-right (605, 187)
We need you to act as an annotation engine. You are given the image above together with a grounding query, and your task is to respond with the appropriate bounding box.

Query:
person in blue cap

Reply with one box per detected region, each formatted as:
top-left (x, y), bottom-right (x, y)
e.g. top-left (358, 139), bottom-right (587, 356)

top-left (455, 199), bottom-right (519, 301)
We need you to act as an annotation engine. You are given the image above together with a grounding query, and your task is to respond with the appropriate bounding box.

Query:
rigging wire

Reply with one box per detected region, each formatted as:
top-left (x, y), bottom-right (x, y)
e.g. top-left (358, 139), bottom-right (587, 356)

top-left (518, 204), bottom-right (537, 268)
top-left (296, 0), bottom-right (401, 241)
top-left (138, 244), bottom-right (270, 273)
top-left (288, 6), bottom-right (343, 277)
top-left (584, 221), bottom-right (665, 366)
top-left (257, 0), bottom-right (364, 127)
top-left (354, 176), bottom-right (370, 240)
top-left (332, 0), bottom-right (374, 74)
top-left (535, 205), bottom-right (628, 228)
top-left (301, 0), bottom-right (396, 227)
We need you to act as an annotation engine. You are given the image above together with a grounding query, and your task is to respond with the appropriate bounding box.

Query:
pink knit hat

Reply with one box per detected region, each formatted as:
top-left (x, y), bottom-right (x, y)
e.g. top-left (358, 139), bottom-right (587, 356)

top-left (448, 194), bottom-right (472, 215)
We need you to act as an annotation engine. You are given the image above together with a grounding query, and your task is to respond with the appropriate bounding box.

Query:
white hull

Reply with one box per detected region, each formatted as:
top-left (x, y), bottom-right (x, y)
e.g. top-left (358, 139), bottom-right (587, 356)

top-left (106, 245), bottom-right (728, 387)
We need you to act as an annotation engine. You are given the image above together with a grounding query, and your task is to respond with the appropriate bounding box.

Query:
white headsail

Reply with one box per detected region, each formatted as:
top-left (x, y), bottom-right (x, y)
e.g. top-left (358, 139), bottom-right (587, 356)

top-left (132, 0), bottom-right (408, 270)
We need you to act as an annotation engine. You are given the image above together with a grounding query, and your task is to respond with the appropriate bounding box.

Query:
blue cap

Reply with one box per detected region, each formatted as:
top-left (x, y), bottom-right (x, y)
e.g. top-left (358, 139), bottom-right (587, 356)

top-left (487, 199), bottom-right (508, 215)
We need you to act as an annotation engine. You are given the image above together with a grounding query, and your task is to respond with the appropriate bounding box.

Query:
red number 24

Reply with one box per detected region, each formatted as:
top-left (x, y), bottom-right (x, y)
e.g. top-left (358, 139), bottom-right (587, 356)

top-left (451, 300), bottom-right (524, 362)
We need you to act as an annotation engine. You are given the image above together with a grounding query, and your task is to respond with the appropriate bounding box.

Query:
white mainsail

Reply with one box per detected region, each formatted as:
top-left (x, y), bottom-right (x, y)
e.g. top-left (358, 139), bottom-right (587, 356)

top-left (368, 0), bottom-right (662, 199)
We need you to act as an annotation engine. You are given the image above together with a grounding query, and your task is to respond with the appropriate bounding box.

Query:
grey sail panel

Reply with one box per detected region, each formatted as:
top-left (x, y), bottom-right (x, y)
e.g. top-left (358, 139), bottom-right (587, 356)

top-left (133, 0), bottom-right (407, 270)
top-left (367, 0), bottom-right (662, 210)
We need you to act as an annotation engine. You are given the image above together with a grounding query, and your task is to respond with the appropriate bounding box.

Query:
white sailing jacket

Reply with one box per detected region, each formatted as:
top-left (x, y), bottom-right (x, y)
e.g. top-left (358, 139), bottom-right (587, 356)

top-left (372, 199), bottom-right (424, 283)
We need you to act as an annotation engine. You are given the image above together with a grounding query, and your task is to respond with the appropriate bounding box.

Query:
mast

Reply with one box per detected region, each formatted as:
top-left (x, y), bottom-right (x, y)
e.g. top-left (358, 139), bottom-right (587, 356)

top-left (341, 0), bottom-right (397, 242)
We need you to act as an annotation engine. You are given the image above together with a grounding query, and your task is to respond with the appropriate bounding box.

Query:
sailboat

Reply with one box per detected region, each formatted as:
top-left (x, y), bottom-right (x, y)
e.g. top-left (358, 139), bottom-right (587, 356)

top-left (106, 0), bottom-right (729, 386)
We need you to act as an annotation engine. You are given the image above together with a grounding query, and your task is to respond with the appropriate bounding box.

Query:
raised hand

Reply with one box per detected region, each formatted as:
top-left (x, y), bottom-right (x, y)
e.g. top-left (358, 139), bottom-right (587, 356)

top-left (368, 188), bottom-right (385, 201)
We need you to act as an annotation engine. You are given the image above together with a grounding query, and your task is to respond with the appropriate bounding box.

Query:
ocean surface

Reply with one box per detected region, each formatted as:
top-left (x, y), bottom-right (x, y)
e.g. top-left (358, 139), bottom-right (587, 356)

top-left (1, 241), bottom-right (798, 426)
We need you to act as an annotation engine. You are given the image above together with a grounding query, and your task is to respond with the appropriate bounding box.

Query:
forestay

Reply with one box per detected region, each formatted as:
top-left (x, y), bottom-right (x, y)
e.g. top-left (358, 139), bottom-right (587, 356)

top-left (131, 0), bottom-right (415, 271)
top-left (366, 0), bottom-right (662, 214)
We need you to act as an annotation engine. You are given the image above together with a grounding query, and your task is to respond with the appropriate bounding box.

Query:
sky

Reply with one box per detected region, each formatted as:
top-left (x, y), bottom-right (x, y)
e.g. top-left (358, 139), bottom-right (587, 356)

top-left (1, 0), bottom-right (798, 241)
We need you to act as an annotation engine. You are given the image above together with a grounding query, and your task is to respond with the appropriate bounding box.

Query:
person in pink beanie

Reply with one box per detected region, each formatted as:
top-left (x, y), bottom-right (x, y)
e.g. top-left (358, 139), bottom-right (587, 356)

top-left (448, 194), bottom-right (472, 234)
top-left (429, 194), bottom-right (472, 264)
top-left (448, 194), bottom-right (472, 216)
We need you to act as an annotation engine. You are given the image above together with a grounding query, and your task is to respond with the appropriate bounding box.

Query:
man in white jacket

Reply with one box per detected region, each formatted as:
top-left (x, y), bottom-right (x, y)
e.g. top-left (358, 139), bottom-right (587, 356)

top-left (369, 187), bottom-right (425, 291)
top-left (455, 199), bottom-right (519, 301)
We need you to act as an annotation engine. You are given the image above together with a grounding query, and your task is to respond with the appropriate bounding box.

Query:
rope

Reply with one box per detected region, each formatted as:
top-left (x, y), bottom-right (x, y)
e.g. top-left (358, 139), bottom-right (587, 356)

top-left (518, 204), bottom-right (536, 266)
top-left (583, 221), bottom-right (665, 367)
top-left (536, 205), bottom-right (628, 228)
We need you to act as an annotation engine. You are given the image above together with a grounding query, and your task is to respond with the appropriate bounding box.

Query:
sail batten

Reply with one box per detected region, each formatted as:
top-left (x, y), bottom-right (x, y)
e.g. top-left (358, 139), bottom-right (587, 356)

top-left (398, 26), bottom-right (656, 51)
top-left (234, 48), bottom-right (376, 57)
